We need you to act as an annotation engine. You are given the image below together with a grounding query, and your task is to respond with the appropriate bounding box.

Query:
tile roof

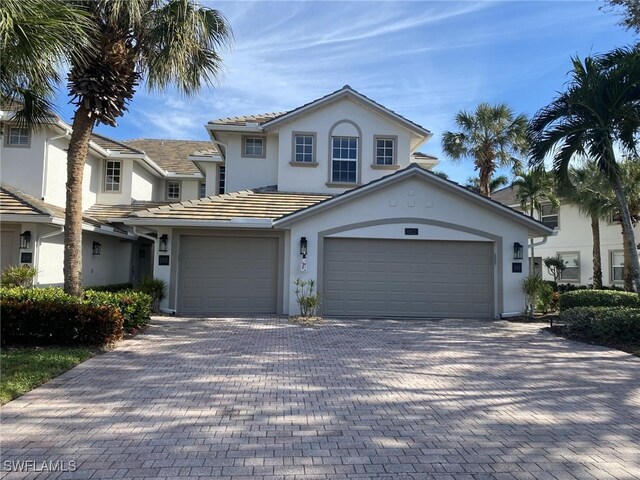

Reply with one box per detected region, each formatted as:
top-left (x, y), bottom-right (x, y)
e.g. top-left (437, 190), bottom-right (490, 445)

top-left (0, 185), bottom-right (103, 227)
top-left (90, 133), bottom-right (143, 155)
top-left (124, 139), bottom-right (214, 175)
top-left (85, 202), bottom-right (171, 221)
top-left (491, 186), bottom-right (517, 206)
top-left (132, 188), bottom-right (331, 221)
top-left (412, 151), bottom-right (438, 160)
top-left (208, 112), bottom-right (288, 127)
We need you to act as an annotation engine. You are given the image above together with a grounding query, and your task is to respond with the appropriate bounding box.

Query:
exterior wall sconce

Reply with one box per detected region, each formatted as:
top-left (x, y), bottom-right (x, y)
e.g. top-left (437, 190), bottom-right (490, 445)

top-left (159, 234), bottom-right (169, 252)
top-left (92, 241), bottom-right (102, 256)
top-left (300, 237), bottom-right (308, 258)
top-left (20, 231), bottom-right (31, 249)
top-left (513, 242), bottom-right (524, 260)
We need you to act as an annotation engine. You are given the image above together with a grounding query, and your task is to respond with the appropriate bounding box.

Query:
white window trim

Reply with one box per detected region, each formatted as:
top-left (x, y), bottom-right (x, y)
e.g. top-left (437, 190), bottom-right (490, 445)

top-left (103, 160), bottom-right (122, 193)
top-left (166, 180), bottom-right (181, 201)
top-left (329, 136), bottom-right (359, 185)
top-left (609, 249), bottom-right (625, 284)
top-left (291, 131), bottom-right (317, 165)
top-left (4, 126), bottom-right (31, 148)
top-left (373, 135), bottom-right (398, 167)
top-left (241, 135), bottom-right (266, 158)
top-left (558, 251), bottom-right (580, 283)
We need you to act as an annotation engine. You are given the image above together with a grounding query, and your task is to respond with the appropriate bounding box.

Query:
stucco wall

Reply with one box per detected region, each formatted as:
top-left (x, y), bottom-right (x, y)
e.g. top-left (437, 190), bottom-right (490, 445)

top-left (283, 176), bottom-right (531, 317)
top-left (275, 98), bottom-right (415, 194)
top-left (96, 158), bottom-right (134, 205)
top-left (225, 134), bottom-right (278, 192)
top-left (0, 129), bottom-right (46, 199)
top-left (131, 163), bottom-right (161, 201)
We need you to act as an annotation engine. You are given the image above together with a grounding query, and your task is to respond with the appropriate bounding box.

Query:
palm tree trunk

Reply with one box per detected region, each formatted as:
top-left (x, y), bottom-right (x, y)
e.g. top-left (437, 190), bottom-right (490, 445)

top-left (620, 221), bottom-right (633, 292)
top-left (591, 213), bottom-right (602, 289)
top-left (63, 104), bottom-right (94, 296)
top-left (479, 167), bottom-right (491, 197)
top-left (611, 174), bottom-right (640, 295)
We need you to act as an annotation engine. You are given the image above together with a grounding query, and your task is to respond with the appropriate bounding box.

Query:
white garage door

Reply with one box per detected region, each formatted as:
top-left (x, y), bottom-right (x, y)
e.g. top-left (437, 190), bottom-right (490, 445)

top-left (178, 236), bottom-right (278, 314)
top-left (323, 238), bottom-right (494, 318)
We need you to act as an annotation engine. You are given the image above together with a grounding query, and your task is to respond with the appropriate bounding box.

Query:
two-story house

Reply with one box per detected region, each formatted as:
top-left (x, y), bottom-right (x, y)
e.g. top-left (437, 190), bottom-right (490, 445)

top-left (492, 186), bottom-right (640, 287)
top-left (119, 86), bottom-right (552, 318)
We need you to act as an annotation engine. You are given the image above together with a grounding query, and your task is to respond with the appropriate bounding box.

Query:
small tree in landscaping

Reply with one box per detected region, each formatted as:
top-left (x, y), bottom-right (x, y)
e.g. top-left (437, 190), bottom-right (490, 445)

top-left (522, 273), bottom-right (545, 318)
top-left (294, 278), bottom-right (321, 317)
top-left (0, 265), bottom-right (37, 288)
top-left (544, 257), bottom-right (566, 283)
top-left (137, 276), bottom-right (166, 313)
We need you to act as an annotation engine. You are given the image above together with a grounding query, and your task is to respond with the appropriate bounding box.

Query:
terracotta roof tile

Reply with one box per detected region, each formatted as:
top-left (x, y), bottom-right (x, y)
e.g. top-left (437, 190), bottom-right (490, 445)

top-left (124, 139), bottom-right (214, 175)
top-left (208, 112), bottom-right (288, 126)
top-left (133, 189), bottom-right (331, 221)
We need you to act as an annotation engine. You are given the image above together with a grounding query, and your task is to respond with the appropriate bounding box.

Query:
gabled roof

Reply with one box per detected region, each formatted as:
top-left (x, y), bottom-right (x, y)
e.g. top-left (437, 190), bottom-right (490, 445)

top-left (90, 133), bottom-right (143, 155)
top-left (124, 139), bottom-right (215, 175)
top-left (412, 151), bottom-right (438, 161)
top-left (85, 201), bottom-right (171, 222)
top-left (0, 184), bottom-right (103, 228)
top-left (260, 85), bottom-right (432, 138)
top-left (128, 188), bottom-right (330, 223)
top-left (273, 164), bottom-right (553, 236)
top-left (208, 112), bottom-right (288, 127)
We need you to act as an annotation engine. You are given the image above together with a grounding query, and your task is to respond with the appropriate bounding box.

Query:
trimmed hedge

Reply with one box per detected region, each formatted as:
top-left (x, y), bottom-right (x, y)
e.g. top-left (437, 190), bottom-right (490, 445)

top-left (559, 290), bottom-right (640, 311)
top-left (559, 307), bottom-right (640, 343)
top-left (1, 299), bottom-right (123, 346)
top-left (84, 290), bottom-right (151, 331)
top-left (86, 283), bottom-right (133, 293)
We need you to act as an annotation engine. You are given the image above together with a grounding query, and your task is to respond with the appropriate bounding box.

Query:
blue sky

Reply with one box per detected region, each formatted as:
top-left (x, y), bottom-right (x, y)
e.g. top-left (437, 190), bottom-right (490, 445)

top-left (53, 0), bottom-right (635, 183)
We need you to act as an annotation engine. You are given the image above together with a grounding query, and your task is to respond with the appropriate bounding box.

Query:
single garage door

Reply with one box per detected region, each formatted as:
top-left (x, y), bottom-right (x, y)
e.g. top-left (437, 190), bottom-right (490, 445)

top-left (178, 235), bottom-right (278, 314)
top-left (323, 238), bottom-right (493, 318)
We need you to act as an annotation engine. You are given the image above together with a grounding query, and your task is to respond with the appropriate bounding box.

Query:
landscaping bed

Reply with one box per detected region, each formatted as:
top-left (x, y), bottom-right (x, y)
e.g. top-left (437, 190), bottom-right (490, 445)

top-left (0, 346), bottom-right (95, 404)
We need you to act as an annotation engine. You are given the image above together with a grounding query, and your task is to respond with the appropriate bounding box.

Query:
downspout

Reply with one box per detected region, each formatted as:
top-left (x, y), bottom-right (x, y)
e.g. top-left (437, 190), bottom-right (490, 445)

top-left (132, 226), bottom-right (176, 316)
top-left (35, 225), bottom-right (65, 286)
top-left (42, 130), bottom-right (71, 200)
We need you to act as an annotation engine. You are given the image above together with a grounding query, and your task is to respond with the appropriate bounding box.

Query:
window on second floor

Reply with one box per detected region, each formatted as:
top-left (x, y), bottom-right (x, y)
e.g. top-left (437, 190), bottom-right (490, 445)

top-left (331, 136), bottom-right (358, 183)
top-left (199, 182), bottom-right (206, 198)
top-left (167, 180), bottom-right (181, 201)
top-left (218, 165), bottom-right (226, 195)
top-left (6, 127), bottom-right (30, 147)
top-left (243, 136), bottom-right (265, 158)
top-left (610, 250), bottom-right (624, 283)
top-left (104, 160), bottom-right (121, 192)
top-left (559, 252), bottom-right (580, 282)
top-left (293, 133), bottom-right (315, 163)
top-left (540, 203), bottom-right (559, 229)
top-left (375, 137), bottom-right (395, 165)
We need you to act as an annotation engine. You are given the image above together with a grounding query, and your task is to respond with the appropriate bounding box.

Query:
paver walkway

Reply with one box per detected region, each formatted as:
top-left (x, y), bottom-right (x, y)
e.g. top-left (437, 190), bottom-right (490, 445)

top-left (1, 317), bottom-right (639, 480)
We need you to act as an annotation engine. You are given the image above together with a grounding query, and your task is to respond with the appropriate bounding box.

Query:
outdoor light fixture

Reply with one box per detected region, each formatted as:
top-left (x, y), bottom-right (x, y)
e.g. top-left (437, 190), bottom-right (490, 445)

top-left (513, 242), bottom-right (524, 260)
top-left (92, 241), bottom-right (101, 256)
top-left (19, 231), bottom-right (31, 249)
top-left (159, 234), bottom-right (168, 252)
top-left (300, 237), bottom-right (308, 257)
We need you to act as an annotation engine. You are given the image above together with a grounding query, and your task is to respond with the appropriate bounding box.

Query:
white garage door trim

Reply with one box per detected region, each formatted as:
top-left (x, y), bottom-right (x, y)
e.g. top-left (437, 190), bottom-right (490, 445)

top-left (175, 231), bottom-right (284, 314)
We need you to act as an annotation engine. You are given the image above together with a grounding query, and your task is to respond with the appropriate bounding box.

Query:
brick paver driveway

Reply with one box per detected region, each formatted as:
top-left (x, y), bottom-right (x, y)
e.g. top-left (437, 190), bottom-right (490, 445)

top-left (2, 317), bottom-right (639, 480)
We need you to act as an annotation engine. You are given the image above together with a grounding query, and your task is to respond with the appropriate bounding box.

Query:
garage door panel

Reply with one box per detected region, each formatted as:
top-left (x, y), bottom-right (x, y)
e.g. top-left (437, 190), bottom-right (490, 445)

top-left (178, 236), bottom-right (278, 314)
top-left (323, 238), bottom-right (493, 319)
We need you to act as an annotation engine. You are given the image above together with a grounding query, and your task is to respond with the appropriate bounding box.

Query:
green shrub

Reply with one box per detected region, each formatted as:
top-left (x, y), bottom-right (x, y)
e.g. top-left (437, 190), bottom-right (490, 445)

top-left (86, 283), bottom-right (133, 292)
top-left (536, 282), bottom-right (555, 314)
top-left (559, 290), bottom-right (640, 311)
top-left (1, 265), bottom-right (37, 287)
top-left (136, 276), bottom-right (166, 313)
top-left (543, 280), bottom-right (558, 292)
top-left (0, 286), bottom-right (76, 304)
top-left (522, 274), bottom-right (545, 317)
top-left (559, 307), bottom-right (640, 343)
top-left (83, 290), bottom-right (152, 331)
top-left (1, 299), bottom-right (123, 346)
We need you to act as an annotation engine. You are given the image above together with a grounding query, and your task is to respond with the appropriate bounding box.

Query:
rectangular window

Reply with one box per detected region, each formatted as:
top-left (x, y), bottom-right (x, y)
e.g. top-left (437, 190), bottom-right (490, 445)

top-left (540, 204), bottom-right (559, 229)
top-left (167, 180), bottom-right (181, 200)
top-left (104, 160), bottom-right (121, 192)
top-left (375, 137), bottom-right (395, 165)
top-left (610, 250), bottom-right (624, 283)
top-left (243, 137), bottom-right (265, 157)
top-left (7, 127), bottom-right (30, 146)
top-left (218, 165), bottom-right (226, 195)
top-left (331, 136), bottom-right (358, 183)
top-left (199, 182), bottom-right (206, 198)
top-left (559, 252), bottom-right (580, 282)
top-left (294, 134), bottom-right (314, 163)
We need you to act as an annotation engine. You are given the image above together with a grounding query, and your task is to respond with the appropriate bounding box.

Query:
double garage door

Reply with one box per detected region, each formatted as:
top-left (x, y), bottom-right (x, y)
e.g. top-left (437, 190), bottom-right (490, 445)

top-left (177, 235), bottom-right (494, 318)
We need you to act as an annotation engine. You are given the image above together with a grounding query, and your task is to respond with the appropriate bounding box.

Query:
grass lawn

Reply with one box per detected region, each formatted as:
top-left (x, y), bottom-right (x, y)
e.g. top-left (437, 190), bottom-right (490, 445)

top-left (1, 347), bottom-right (95, 405)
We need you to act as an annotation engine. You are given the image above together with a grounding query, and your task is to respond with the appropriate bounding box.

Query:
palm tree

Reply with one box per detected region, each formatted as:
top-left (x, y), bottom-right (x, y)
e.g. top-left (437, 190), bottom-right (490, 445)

top-left (442, 103), bottom-right (529, 197)
top-left (465, 174), bottom-right (509, 194)
top-left (0, 0), bottom-right (93, 125)
top-left (512, 167), bottom-right (559, 267)
top-left (564, 165), bottom-right (613, 289)
top-left (67, 1), bottom-right (232, 296)
top-left (529, 46), bottom-right (640, 295)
